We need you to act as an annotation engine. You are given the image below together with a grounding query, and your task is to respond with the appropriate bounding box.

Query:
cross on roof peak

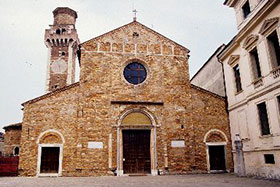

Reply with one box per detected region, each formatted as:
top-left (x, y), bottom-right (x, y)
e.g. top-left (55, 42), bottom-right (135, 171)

top-left (133, 9), bottom-right (137, 21)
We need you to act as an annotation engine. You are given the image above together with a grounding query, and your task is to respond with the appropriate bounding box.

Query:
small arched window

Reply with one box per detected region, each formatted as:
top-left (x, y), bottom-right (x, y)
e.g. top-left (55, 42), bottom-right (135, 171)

top-left (61, 28), bottom-right (66, 33)
top-left (14, 147), bottom-right (19, 156)
top-left (56, 29), bottom-right (61, 35)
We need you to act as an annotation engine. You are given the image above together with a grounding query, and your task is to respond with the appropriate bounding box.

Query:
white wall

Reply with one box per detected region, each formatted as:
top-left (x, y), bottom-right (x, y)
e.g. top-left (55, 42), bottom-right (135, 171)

top-left (191, 46), bottom-right (225, 97)
top-left (222, 1), bottom-right (280, 179)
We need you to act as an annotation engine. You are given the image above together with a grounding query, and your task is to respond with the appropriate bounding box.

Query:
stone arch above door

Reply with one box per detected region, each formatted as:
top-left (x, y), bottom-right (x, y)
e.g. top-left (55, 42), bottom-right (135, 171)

top-left (206, 133), bottom-right (225, 143)
top-left (122, 112), bottom-right (152, 126)
top-left (204, 129), bottom-right (228, 172)
top-left (36, 129), bottom-right (64, 177)
top-left (203, 129), bottom-right (228, 143)
top-left (118, 108), bottom-right (156, 127)
top-left (39, 133), bottom-right (62, 144)
top-left (37, 129), bottom-right (65, 144)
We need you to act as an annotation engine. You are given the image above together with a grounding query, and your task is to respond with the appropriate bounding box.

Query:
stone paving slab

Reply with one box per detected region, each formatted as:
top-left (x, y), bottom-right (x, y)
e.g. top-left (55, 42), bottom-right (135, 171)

top-left (0, 174), bottom-right (279, 187)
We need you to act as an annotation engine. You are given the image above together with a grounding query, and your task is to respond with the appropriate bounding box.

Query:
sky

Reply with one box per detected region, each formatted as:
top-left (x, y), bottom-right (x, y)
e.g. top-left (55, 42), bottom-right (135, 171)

top-left (0, 0), bottom-right (236, 132)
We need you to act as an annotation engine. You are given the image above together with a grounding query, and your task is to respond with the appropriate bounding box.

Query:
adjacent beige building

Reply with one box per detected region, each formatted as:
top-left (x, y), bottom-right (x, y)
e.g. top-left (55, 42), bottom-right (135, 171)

top-left (219, 0), bottom-right (280, 179)
top-left (191, 44), bottom-right (226, 97)
top-left (12, 7), bottom-right (233, 177)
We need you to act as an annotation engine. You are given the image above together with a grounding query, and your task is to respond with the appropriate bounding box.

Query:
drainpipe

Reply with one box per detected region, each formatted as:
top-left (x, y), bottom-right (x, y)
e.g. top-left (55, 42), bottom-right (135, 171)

top-left (218, 52), bottom-right (234, 173)
top-left (218, 56), bottom-right (229, 115)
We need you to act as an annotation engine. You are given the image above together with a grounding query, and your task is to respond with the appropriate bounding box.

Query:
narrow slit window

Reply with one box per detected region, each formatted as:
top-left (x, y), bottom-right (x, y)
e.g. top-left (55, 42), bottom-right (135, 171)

top-left (257, 102), bottom-right (270, 136)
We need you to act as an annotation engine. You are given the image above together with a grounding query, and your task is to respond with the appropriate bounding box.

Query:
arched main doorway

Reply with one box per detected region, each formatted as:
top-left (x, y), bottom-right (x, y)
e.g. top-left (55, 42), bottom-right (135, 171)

top-left (117, 109), bottom-right (157, 176)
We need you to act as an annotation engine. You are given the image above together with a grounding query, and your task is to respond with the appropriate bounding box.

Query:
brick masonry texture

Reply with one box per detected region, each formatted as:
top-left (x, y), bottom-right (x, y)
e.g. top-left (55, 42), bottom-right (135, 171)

top-left (53, 7), bottom-right (77, 25)
top-left (18, 21), bottom-right (232, 176)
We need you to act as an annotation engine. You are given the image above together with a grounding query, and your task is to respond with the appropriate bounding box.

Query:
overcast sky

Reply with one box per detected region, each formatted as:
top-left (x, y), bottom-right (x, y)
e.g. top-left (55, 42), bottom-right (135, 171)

top-left (0, 0), bottom-right (236, 132)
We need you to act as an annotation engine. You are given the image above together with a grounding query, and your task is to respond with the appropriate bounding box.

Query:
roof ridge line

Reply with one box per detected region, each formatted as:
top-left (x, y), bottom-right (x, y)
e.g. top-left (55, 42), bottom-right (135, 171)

top-left (22, 82), bottom-right (80, 106)
top-left (80, 21), bottom-right (190, 53)
top-left (191, 84), bottom-right (225, 100)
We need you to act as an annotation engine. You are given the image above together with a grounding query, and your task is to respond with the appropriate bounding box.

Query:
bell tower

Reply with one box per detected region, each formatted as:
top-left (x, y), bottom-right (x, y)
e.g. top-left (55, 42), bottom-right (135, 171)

top-left (44, 7), bottom-right (79, 92)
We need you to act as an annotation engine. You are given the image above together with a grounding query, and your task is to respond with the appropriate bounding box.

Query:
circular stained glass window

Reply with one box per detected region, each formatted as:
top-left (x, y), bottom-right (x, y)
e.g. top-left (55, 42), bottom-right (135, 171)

top-left (124, 62), bottom-right (147, 85)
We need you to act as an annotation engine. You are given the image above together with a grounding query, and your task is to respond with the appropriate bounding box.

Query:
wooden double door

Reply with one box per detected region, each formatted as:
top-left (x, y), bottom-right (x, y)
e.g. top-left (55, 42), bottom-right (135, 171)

top-left (123, 130), bottom-right (151, 174)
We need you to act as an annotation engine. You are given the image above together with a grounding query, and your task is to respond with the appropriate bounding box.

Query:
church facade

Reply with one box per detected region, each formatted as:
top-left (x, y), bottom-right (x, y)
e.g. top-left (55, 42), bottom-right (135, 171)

top-left (17, 7), bottom-right (233, 176)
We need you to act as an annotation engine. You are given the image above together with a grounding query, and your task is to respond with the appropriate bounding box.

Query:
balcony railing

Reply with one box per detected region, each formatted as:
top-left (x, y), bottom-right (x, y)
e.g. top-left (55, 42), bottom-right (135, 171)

top-left (272, 66), bottom-right (280, 79)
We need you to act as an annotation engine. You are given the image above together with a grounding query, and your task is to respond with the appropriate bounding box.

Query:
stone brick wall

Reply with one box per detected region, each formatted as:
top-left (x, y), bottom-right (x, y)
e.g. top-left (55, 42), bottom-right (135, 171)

top-left (19, 84), bottom-right (80, 176)
top-left (80, 21), bottom-right (191, 174)
top-left (53, 7), bottom-right (77, 25)
top-left (190, 85), bottom-right (233, 172)
top-left (19, 21), bottom-right (232, 176)
top-left (3, 124), bottom-right (22, 156)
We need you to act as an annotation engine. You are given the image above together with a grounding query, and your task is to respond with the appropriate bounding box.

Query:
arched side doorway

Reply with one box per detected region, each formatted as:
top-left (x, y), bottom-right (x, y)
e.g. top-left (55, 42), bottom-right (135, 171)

top-left (204, 129), bottom-right (228, 173)
top-left (36, 129), bottom-right (65, 177)
top-left (116, 109), bottom-right (157, 176)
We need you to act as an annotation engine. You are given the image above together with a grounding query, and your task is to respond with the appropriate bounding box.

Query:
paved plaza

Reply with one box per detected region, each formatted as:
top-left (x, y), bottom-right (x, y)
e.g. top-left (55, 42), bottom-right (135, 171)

top-left (0, 174), bottom-right (279, 187)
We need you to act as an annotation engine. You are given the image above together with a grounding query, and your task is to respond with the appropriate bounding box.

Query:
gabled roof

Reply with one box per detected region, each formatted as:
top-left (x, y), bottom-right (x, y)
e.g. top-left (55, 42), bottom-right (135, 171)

top-left (191, 44), bottom-right (225, 81)
top-left (81, 20), bottom-right (190, 53)
top-left (191, 84), bottom-right (225, 100)
top-left (22, 82), bottom-right (80, 106)
top-left (22, 21), bottom-right (190, 107)
top-left (3, 122), bottom-right (22, 130)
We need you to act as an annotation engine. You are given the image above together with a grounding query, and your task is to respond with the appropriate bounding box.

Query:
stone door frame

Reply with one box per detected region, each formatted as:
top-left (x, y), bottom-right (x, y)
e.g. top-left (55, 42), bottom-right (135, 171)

top-left (205, 142), bottom-right (227, 173)
top-left (116, 108), bottom-right (158, 176)
top-left (36, 129), bottom-right (65, 177)
top-left (204, 129), bottom-right (229, 173)
top-left (36, 144), bottom-right (64, 177)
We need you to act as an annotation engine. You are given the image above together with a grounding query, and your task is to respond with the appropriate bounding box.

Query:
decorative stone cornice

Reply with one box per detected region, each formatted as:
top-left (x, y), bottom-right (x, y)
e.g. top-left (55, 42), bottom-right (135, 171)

top-left (224, 0), bottom-right (238, 7)
top-left (228, 55), bottom-right (240, 66)
top-left (259, 17), bottom-right (279, 35)
top-left (111, 101), bottom-right (164, 106)
top-left (243, 34), bottom-right (259, 50)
